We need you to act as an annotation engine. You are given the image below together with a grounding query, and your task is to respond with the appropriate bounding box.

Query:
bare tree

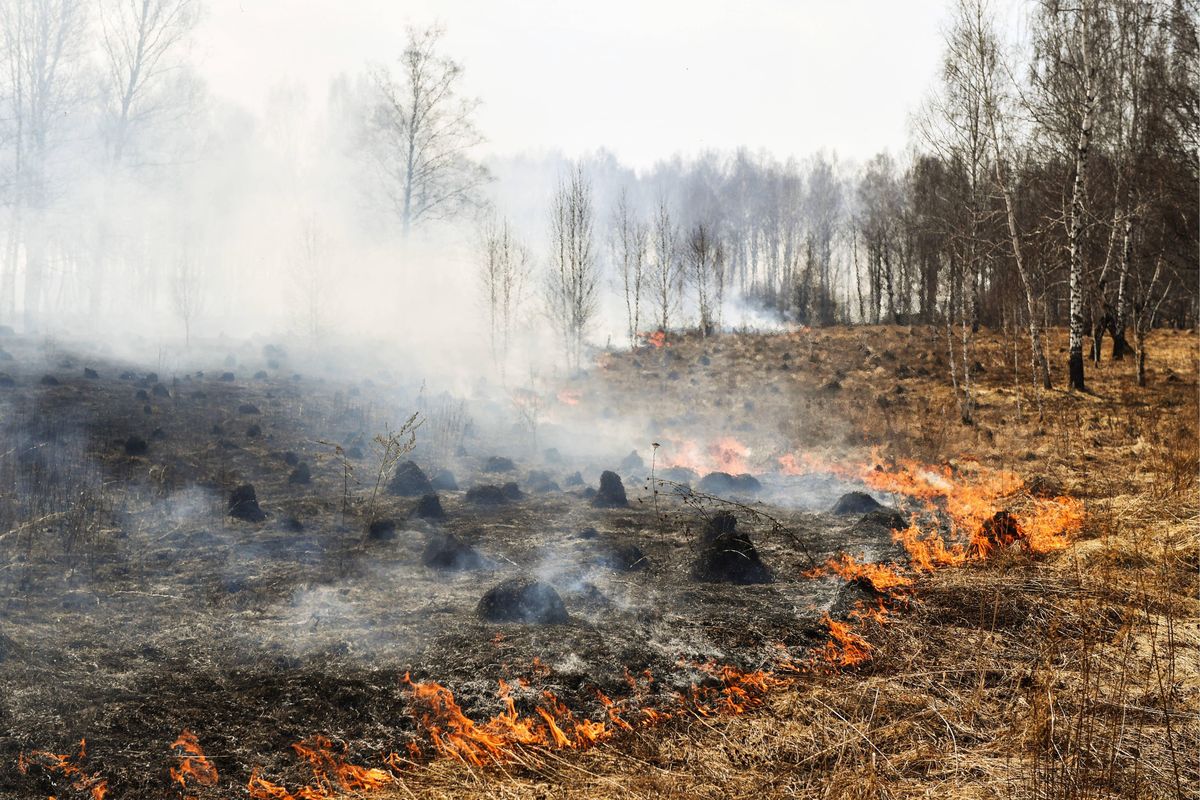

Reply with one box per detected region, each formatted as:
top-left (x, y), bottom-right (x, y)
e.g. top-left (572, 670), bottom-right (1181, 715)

top-left (291, 213), bottom-right (328, 342)
top-left (1029, 0), bottom-right (1111, 391)
top-left (172, 239), bottom-right (203, 346)
top-left (956, 0), bottom-right (1054, 391)
top-left (368, 25), bottom-right (488, 236)
top-left (1130, 254), bottom-right (1171, 388)
top-left (98, 0), bottom-right (199, 167)
top-left (687, 221), bottom-right (724, 336)
top-left (610, 188), bottom-right (647, 349)
top-left (648, 198), bottom-right (682, 331)
top-left (479, 212), bottom-right (530, 378)
top-left (545, 165), bottom-right (598, 371)
top-left (0, 0), bottom-right (88, 328)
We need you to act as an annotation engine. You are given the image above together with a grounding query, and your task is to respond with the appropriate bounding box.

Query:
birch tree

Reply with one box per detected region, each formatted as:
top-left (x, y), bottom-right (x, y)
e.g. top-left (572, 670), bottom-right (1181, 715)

top-left (0, 0), bottom-right (88, 328)
top-left (648, 198), bottom-right (681, 331)
top-left (610, 188), bottom-right (647, 349)
top-left (687, 221), bottom-right (724, 336)
top-left (368, 25), bottom-right (489, 236)
top-left (546, 166), bottom-right (597, 371)
top-left (479, 213), bottom-right (530, 377)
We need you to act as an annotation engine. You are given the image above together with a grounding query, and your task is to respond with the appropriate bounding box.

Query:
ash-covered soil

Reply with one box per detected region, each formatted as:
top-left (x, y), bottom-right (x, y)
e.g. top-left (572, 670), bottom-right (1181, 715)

top-left (0, 331), bottom-right (911, 798)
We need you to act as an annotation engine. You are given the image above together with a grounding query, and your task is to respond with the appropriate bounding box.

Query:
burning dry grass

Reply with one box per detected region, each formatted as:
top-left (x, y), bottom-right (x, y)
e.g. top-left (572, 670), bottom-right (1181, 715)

top-left (361, 327), bottom-right (1198, 799)
top-left (5, 326), bottom-right (1196, 799)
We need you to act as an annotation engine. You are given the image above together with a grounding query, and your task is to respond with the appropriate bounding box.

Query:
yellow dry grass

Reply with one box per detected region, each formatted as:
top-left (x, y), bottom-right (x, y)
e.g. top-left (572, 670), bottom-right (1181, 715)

top-left (372, 327), bottom-right (1198, 800)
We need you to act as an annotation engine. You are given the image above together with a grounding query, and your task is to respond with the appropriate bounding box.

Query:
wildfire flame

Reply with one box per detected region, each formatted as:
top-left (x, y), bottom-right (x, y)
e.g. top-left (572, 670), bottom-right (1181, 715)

top-left (778, 449), bottom-right (1083, 566)
top-left (17, 450), bottom-right (1084, 795)
top-left (780, 449), bottom-right (1084, 668)
top-left (556, 388), bottom-right (582, 406)
top-left (17, 739), bottom-right (107, 800)
top-left (169, 729), bottom-right (218, 792)
top-left (804, 552), bottom-right (913, 595)
top-left (640, 329), bottom-right (669, 349)
top-left (403, 673), bottom-right (614, 766)
top-left (817, 615), bottom-right (873, 668)
top-left (659, 436), bottom-right (752, 475)
top-left (247, 736), bottom-right (391, 800)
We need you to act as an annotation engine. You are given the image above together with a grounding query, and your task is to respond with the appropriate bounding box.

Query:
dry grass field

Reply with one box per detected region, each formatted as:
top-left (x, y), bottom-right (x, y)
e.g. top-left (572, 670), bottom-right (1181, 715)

top-left (1, 325), bottom-right (1194, 800)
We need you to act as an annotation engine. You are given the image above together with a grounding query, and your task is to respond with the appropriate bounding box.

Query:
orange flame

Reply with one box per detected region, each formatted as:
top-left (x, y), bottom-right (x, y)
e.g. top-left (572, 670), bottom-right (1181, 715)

top-left (556, 388), bottom-right (582, 406)
top-left (169, 729), bottom-right (218, 791)
top-left (640, 329), bottom-right (669, 348)
top-left (818, 614), bottom-right (873, 667)
top-left (860, 458), bottom-right (1083, 561)
top-left (17, 739), bottom-right (108, 800)
top-left (247, 736), bottom-right (391, 800)
top-left (804, 552), bottom-right (913, 595)
top-left (660, 436), bottom-right (752, 475)
top-left (404, 673), bottom-right (615, 765)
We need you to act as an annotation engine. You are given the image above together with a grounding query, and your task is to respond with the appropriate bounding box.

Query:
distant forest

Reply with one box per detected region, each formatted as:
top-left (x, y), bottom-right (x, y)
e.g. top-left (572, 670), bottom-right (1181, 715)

top-left (0, 0), bottom-right (1194, 393)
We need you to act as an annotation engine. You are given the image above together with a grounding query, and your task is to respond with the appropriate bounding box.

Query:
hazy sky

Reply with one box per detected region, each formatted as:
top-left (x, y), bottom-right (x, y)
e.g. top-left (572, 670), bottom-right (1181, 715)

top-left (196, 0), bottom-right (971, 169)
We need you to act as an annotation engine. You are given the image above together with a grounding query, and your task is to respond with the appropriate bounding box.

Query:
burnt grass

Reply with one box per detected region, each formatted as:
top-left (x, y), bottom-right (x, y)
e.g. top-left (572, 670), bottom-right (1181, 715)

top-left (0, 333), bottom-right (917, 799)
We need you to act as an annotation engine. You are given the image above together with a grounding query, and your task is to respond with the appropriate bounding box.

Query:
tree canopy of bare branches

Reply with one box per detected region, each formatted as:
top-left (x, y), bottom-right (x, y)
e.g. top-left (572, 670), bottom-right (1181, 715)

top-left (368, 25), bottom-right (489, 236)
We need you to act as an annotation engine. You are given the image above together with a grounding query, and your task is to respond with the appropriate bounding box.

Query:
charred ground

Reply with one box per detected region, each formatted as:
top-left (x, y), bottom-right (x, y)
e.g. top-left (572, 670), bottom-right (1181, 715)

top-left (0, 325), bottom-right (1196, 799)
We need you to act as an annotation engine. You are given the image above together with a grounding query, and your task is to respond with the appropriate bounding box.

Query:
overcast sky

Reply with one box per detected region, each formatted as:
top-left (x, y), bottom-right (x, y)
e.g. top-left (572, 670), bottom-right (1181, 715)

top-left (195, 0), bottom-right (1013, 170)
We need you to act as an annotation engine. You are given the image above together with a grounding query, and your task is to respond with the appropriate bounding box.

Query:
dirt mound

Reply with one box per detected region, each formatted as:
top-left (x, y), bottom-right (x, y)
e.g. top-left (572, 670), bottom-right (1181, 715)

top-left (980, 510), bottom-right (1024, 551)
top-left (483, 455), bottom-right (515, 473)
top-left (592, 470), bottom-right (629, 507)
top-left (659, 466), bottom-right (698, 484)
top-left (422, 533), bottom-right (487, 570)
top-left (287, 462), bottom-right (311, 484)
top-left (619, 450), bottom-right (644, 471)
top-left (476, 577), bottom-right (569, 624)
top-left (526, 470), bottom-right (561, 493)
top-left (500, 481), bottom-right (524, 501)
top-left (465, 484), bottom-right (508, 505)
top-left (430, 469), bottom-right (459, 491)
top-left (831, 491), bottom-right (883, 515)
top-left (228, 484), bottom-right (266, 522)
top-left (388, 460), bottom-right (433, 496)
top-left (692, 511), bottom-right (772, 584)
top-left (860, 507), bottom-right (907, 530)
top-left (697, 471), bottom-right (762, 495)
top-left (599, 542), bottom-right (648, 572)
top-left (414, 493), bottom-right (446, 519)
top-left (368, 518), bottom-right (398, 541)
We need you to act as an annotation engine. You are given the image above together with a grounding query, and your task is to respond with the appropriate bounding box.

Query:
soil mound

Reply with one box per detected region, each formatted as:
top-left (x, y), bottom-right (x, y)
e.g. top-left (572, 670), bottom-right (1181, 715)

top-left (423, 533), bottom-right (487, 570)
top-left (465, 484), bottom-right (508, 505)
top-left (414, 493), bottom-right (446, 519)
top-left (476, 577), bottom-right (568, 624)
top-left (228, 484), bottom-right (266, 522)
top-left (591, 470), bottom-right (629, 507)
top-left (832, 491), bottom-right (883, 515)
top-left (697, 472), bottom-right (762, 494)
top-left (692, 511), bottom-right (772, 584)
top-left (388, 461), bottom-right (433, 496)
top-left (483, 456), bottom-right (515, 473)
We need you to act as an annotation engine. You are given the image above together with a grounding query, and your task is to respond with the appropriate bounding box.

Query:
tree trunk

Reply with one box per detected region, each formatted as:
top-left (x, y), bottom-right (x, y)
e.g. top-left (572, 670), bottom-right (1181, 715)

top-left (1111, 217), bottom-right (1133, 359)
top-left (1136, 334), bottom-right (1147, 387)
top-left (994, 161), bottom-right (1052, 390)
top-left (1067, 43), bottom-right (1096, 391)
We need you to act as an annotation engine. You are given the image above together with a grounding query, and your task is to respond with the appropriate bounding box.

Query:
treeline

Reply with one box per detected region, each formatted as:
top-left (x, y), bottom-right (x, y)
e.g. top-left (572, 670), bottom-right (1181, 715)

top-left (498, 0), bottom-right (1196, 398)
top-left (0, 1), bottom-right (1194, 399)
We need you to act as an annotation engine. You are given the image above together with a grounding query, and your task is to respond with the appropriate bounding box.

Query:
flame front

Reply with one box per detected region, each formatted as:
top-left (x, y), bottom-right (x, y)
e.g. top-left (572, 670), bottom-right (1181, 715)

top-left (169, 729), bottom-right (218, 792)
top-left (804, 552), bottom-right (913, 594)
top-left (247, 736), bottom-right (391, 800)
top-left (17, 738), bottom-right (108, 800)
